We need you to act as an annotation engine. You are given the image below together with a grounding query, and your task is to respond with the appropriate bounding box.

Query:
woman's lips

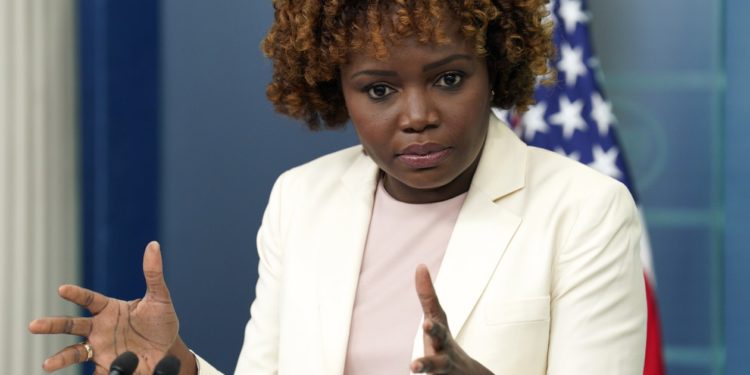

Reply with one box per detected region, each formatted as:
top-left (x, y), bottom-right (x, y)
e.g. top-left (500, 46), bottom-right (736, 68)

top-left (397, 143), bottom-right (452, 169)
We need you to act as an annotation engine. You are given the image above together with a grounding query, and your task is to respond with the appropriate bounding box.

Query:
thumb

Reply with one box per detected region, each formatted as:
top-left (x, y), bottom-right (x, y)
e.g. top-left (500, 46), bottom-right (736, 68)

top-left (415, 264), bottom-right (442, 320)
top-left (416, 265), bottom-right (439, 356)
top-left (143, 241), bottom-right (172, 302)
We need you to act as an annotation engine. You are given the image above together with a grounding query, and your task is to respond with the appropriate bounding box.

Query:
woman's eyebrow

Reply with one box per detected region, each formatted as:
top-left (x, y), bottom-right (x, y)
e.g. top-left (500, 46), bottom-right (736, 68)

top-left (350, 70), bottom-right (398, 80)
top-left (349, 54), bottom-right (473, 80)
top-left (422, 54), bottom-right (472, 72)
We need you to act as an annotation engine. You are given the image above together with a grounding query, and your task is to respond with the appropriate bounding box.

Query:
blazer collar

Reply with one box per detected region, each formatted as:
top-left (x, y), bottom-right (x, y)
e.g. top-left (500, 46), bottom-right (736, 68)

top-left (341, 148), bottom-right (380, 204)
top-left (471, 113), bottom-right (527, 201)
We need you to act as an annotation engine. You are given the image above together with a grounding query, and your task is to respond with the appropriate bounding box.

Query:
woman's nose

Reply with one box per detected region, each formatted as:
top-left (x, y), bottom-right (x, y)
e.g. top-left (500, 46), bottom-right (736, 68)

top-left (398, 88), bottom-right (439, 133)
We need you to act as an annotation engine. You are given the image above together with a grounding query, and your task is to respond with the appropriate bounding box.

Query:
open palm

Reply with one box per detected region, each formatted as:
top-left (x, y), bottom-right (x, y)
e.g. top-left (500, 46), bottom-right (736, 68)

top-left (29, 242), bottom-right (179, 374)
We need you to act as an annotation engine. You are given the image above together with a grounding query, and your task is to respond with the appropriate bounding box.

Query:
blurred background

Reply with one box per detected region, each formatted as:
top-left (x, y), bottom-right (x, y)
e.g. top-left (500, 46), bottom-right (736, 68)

top-left (1, 0), bottom-right (747, 374)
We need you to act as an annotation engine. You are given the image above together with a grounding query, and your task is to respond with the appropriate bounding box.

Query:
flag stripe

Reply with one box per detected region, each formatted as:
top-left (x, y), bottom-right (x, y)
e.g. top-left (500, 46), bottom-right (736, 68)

top-left (644, 273), bottom-right (666, 375)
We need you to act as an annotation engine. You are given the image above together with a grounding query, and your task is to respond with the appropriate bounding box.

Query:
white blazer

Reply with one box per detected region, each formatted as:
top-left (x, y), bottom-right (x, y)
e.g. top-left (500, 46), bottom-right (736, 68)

top-left (197, 114), bottom-right (647, 374)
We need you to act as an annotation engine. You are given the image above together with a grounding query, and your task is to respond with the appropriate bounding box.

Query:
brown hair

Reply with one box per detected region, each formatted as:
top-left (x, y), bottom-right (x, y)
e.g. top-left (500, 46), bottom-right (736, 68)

top-left (262, 0), bottom-right (555, 130)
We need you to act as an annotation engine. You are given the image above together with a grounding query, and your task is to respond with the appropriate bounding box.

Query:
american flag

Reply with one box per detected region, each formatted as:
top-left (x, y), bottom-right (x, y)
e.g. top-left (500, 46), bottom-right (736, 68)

top-left (494, 0), bottom-right (666, 373)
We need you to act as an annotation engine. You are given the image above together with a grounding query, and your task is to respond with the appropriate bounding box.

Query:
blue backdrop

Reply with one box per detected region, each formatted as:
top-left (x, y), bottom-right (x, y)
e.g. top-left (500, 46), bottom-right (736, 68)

top-left (79, 0), bottom-right (160, 308)
top-left (79, 1), bottom-right (161, 372)
top-left (723, 0), bottom-right (750, 374)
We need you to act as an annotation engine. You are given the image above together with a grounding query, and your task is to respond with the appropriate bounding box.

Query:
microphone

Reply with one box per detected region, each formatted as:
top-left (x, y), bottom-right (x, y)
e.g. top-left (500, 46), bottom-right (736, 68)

top-left (153, 354), bottom-right (181, 375)
top-left (108, 351), bottom-right (139, 375)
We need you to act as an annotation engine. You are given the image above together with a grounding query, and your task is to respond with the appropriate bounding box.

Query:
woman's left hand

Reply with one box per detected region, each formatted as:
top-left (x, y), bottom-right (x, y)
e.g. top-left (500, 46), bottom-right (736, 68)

top-left (410, 265), bottom-right (493, 375)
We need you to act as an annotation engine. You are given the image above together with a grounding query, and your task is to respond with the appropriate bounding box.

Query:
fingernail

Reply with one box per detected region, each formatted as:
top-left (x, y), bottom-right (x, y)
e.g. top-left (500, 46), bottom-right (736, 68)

top-left (411, 361), bottom-right (423, 372)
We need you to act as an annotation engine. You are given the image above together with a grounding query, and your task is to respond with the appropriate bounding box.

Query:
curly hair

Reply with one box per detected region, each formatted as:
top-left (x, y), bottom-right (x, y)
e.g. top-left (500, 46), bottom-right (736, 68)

top-left (262, 0), bottom-right (555, 130)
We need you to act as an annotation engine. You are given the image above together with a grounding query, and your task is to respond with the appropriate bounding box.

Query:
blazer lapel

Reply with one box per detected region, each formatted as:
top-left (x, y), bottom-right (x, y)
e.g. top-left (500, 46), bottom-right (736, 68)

top-left (412, 115), bottom-right (528, 360)
top-left (433, 190), bottom-right (522, 337)
top-left (317, 150), bottom-right (379, 375)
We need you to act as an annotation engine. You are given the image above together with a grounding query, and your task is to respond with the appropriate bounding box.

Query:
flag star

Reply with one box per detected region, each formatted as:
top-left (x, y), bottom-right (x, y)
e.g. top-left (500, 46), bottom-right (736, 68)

top-left (558, 43), bottom-right (587, 87)
top-left (554, 147), bottom-right (581, 161)
top-left (591, 93), bottom-right (616, 136)
top-left (549, 96), bottom-right (587, 139)
top-left (588, 145), bottom-right (622, 178)
top-left (559, 0), bottom-right (589, 34)
top-left (521, 102), bottom-right (548, 141)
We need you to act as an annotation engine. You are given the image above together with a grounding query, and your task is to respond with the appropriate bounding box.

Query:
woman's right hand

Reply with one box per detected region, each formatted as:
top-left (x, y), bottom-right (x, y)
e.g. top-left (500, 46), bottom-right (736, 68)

top-left (29, 241), bottom-right (188, 374)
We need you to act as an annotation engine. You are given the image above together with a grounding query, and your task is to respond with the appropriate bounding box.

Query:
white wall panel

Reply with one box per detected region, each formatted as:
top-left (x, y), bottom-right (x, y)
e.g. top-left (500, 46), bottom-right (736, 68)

top-left (0, 0), bottom-right (79, 373)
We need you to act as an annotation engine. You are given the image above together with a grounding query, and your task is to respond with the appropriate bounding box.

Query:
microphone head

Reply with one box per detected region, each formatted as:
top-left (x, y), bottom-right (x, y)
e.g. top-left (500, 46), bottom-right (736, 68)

top-left (153, 354), bottom-right (181, 375)
top-left (109, 351), bottom-right (139, 375)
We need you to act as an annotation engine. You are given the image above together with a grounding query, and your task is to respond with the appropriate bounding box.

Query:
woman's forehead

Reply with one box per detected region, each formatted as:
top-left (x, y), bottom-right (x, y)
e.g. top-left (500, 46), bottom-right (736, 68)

top-left (346, 8), bottom-right (469, 61)
top-left (343, 33), bottom-right (477, 69)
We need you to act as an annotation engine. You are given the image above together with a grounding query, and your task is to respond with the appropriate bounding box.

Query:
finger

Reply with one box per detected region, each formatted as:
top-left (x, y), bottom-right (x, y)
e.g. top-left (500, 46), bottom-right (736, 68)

top-left (28, 317), bottom-right (92, 337)
top-left (143, 241), bottom-right (172, 302)
top-left (42, 342), bottom-right (90, 372)
top-left (410, 353), bottom-right (452, 374)
top-left (415, 265), bottom-right (446, 322)
top-left (423, 319), bottom-right (452, 351)
top-left (58, 285), bottom-right (110, 315)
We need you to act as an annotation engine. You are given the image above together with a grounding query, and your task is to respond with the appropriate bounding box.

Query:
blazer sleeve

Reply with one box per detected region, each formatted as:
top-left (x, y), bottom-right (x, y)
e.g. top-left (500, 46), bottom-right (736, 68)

top-left (546, 182), bottom-right (647, 374)
top-left (195, 352), bottom-right (224, 375)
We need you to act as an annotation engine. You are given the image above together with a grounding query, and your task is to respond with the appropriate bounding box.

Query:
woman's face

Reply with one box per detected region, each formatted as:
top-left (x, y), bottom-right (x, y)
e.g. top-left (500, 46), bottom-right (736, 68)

top-left (340, 29), bottom-right (492, 204)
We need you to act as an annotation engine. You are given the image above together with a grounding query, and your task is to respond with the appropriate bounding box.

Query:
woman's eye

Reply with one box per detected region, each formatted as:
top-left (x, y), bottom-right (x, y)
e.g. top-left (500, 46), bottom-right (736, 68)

top-left (367, 84), bottom-right (394, 99)
top-left (436, 72), bottom-right (463, 88)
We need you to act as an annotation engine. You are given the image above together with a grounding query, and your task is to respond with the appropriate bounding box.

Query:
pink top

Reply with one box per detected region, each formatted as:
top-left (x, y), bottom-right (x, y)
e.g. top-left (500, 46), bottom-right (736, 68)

top-left (343, 181), bottom-right (468, 375)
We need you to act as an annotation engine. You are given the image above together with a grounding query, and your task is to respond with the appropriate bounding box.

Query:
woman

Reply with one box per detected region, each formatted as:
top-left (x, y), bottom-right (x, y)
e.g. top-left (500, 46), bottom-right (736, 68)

top-left (30, 1), bottom-right (647, 374)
